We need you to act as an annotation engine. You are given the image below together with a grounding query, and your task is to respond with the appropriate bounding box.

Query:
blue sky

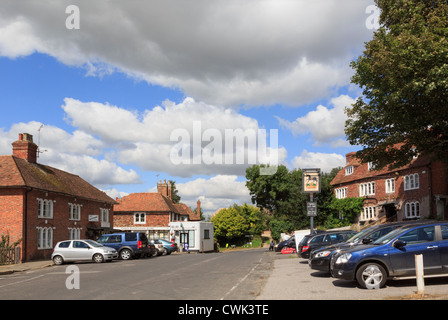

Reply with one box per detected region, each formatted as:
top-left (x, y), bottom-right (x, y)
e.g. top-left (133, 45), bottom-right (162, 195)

top-left (0, 1), bottom-right (376, 215)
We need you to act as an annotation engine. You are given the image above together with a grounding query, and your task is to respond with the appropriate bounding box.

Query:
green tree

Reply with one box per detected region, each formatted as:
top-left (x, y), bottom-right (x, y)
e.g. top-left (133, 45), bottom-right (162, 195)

top-left (169, 180), bottom-right (181, 204)
top-left (211, 206), bottom-right (250, 245)
top-left (345, 0), bottom-right (448, 169)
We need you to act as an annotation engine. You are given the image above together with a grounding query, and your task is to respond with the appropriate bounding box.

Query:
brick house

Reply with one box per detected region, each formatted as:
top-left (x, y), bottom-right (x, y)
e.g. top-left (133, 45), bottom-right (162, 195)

top-left (113, 180), bottom-right (201, 240)
top-left (0, 133), bottom-right (116, 262)
top-left (331, 151), bottom-right (448, 224)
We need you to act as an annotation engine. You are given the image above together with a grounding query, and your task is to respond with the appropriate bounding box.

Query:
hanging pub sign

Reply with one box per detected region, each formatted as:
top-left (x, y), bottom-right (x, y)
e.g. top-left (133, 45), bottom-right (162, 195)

top-left (302, 168), bottom-right (321, 193)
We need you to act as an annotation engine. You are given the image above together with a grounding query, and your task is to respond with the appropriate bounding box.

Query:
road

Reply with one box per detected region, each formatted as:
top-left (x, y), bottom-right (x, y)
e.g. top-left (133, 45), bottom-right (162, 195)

top-left (0, 249), bottom-right (273, 300)
top-left (2, 249), bottom-right (448, 301)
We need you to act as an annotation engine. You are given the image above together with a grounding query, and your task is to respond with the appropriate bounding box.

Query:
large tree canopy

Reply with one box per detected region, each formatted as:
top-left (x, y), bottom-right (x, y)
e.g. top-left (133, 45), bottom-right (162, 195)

top-left (345, 0), bottom-right (448, 169)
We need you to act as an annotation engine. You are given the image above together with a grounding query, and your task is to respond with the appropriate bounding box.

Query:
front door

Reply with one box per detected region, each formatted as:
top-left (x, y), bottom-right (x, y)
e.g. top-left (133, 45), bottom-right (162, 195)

top-left (388, 226), bottom-right (441, 276)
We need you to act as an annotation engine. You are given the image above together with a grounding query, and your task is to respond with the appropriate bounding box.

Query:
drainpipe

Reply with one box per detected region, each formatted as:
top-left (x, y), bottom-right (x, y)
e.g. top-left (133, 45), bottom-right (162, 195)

top-left (23, 187), bottom-right (32, 262)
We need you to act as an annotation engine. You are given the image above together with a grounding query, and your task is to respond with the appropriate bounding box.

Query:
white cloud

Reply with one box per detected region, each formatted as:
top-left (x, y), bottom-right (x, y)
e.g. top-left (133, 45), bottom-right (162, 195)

top-left (175, 175), bottom-right (252, 216)
top-left (0, 121), bottom-right (141, 186)
top-left (62, 97), bottom-right (287, 177)
top-left (292, 150), bottom-right (345, 173)
top-left (0, 0), bottom-right (375, 107)
top-left (277, 94), bottom-right (356, 147)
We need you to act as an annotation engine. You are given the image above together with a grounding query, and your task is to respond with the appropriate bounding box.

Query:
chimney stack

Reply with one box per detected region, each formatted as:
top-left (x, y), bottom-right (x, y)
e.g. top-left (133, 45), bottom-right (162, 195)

top-left (345, 152), bottom-right (356, 165)
top-left (157, 179), bottom-right (172, 200)
top-left (197, 200), bottom-right (201, 216)
top-left (12, 133), bottom-right (38, 163)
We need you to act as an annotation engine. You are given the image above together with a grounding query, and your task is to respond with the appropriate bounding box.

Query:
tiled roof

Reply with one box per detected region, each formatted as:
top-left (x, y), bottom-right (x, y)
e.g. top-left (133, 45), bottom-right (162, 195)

top-left (0, 155), bottom-right (115, 204)
top-left (114, 192), bottom-right (202, 221)
top-left (174, 203), bottom-right (201, 221)
top-left (331, 153), bottom-right (430, 186)
top-left (114, 192), bottom-right (180, 213)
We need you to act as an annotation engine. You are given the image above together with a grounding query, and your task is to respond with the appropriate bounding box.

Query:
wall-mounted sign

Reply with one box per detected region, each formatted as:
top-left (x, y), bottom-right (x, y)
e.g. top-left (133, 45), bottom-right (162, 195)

top-left (88, 215), bottom-right (99, 222)
top-left (302, 168), bottom-right (321, 193)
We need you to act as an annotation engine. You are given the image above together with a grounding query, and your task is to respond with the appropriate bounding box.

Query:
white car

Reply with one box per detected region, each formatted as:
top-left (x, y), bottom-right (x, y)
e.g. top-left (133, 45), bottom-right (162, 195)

top-left (51, 239), bottom-right (118, 265)
top-left (151, 240), bottom-right (167, 256)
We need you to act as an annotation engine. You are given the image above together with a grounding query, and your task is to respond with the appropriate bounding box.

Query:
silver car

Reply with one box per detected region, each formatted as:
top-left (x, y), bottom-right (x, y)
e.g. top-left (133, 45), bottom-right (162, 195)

top-left (51, 239), bottom-right (118, 265)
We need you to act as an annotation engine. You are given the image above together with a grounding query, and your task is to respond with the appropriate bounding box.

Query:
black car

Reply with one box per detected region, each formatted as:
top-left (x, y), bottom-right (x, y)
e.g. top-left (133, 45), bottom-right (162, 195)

top-left (309, 222), bottom-right (412, 273)
top-left (275, 236), bottom-right (296, 252)
top-left (298, 230), bottom-right (357, 259)
top-left (96, 232), bottom-right (155, 260)
top-left (330, 221), bottom-right (448, 289)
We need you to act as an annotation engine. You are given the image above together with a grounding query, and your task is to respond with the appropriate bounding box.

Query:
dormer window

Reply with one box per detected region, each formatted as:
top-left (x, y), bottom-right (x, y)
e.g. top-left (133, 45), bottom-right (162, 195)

top-left (345, 166), bottom-right (353, 175)
top-left (368, 162), bottom-right (376, 171)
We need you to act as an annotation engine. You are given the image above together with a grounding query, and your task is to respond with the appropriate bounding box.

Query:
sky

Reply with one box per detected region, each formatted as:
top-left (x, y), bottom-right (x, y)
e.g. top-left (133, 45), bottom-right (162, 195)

top-left (0, 0), bottom-right (378, 217)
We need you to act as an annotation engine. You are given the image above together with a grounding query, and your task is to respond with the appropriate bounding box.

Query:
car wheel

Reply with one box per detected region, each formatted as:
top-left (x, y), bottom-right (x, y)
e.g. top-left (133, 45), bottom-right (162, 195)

top-left (356, 263), bottom-right (387, 289)
top-left (120, 249), bottom-right (132, 260)
top-left (93, 253), bottom-right (104, 263)
top-left (53, 255), bottom-right (64, 265)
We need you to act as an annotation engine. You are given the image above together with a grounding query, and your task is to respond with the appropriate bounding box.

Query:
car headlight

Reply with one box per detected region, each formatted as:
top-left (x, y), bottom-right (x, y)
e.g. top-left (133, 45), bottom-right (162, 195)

top-left (335, 253), bottom-right (352, 264)
top-left (314, 250), bottom-right (332, 258)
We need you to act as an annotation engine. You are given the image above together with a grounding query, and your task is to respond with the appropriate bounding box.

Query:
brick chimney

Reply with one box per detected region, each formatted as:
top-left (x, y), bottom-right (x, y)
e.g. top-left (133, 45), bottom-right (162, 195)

top-left (12, 133), bottom-right (38, 163)
top-left (197, 200), bottom-right (201, 215)
top-left (157, 179), bottom-right (172, 200)
top-left (345, 152), bottom-right (356, 165)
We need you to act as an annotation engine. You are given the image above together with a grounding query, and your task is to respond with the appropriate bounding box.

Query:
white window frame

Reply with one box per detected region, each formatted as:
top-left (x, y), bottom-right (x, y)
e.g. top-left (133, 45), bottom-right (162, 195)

top-left (359, 182), bottom-right (375, 196)
top-left (405, 201), bottom-right (420, 219)
top-left (69, 203), bottom-right (82, 221)
top-left (385, 178), bottom-right (395, 193)
top-left (37, 227), bottom-right (53, 249)
top-left (345, 166), bottom-right (353, 176)
top-left (404, 173), bottom-right (419, 191)
top-left (335, 187), bottom-right (347, 199)
top-left (134, 212), bottom-right (146, 224)
top-left (68, 227), bottom-right (82, 240)
top-left (361, 206), bottom-right (377, 221)
top-left (100, 208), bottom-right (110, 223)
top-left (37, 198), bottom-right (54, 219)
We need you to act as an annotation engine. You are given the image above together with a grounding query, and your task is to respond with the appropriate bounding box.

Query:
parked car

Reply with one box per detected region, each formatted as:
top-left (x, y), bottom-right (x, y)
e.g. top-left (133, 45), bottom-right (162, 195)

top-left (275, 236), bottom-right (296, 252)
top-left (51, 239), bottom-right (118, 265)
top-left (330, 221), bottom-right (448, 289)
top-left (298, 230), bottom-right (357, 259)
top-left (96, 232), bottom-right (155, 260)
top-left (151, 240), bottom-right (167, 256)
top-left (157, 239), bottom-right (179, 255)
top-left (309, 222), bottom-right (417, 273)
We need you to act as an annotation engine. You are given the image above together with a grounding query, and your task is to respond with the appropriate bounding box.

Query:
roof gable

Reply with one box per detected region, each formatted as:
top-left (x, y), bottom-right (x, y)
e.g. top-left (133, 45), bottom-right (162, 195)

top-left (0, 155), bottom-right (115, 204)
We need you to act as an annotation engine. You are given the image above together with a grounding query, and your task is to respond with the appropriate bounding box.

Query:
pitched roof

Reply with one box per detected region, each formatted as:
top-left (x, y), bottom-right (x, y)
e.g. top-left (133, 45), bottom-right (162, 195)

top-left (0, 155), bottom-right (115, 204)
top-left (114, 192), bottom-right (179, 213)
top-left (114, 192), bottom-right (202, 220)
top-left (174, 203), bottom-right (201, 221)
top-left (331, 153), bottom-right (430, 186)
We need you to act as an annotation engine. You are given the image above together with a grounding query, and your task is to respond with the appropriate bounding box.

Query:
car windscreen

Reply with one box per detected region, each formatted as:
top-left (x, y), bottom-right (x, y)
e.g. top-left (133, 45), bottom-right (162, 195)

top-left (346, 228), bottom-right (375, 243)
top-left (373, 227), bottom-right (409, 245)
top-left (84, 240), bottom-right (103, 247)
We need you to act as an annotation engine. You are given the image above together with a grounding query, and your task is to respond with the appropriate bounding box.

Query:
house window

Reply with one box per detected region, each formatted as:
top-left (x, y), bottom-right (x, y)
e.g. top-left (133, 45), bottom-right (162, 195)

top-left (37, 227), bottom-right (53, 249)
top-left (101, 208), bottom-right (110, 223)
top-left (359, 182), bottom-right (375, 196)
top-left (335, 187), bottom-right (347, 199)
top-left (385, 178), bottom-right (395, 193)
top-left (37, 199), bottom-right (53, 219)
top-left (204, 229), bottom-right (210, 239)
top-left (405, 201), bottom-right (420, 219)
top-left (69, 203), bottom-right (81, 220)
top-left (134, 212), bottom-right (146, 224)
top-left (68, 228), bottom-right (82, 240)
top-left (345, 166), bottom-right (353, 176)
top-left (361, 206), bottom-right (377, 221)
top-left (368, 162), bottom-right (376, 171)
top-left (404, 173), bottom-right (419, 190)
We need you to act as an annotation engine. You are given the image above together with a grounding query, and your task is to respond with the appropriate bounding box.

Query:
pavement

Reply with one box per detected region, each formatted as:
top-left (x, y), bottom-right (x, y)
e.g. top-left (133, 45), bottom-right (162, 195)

top-left (0, 260), bottom-right (53, 275)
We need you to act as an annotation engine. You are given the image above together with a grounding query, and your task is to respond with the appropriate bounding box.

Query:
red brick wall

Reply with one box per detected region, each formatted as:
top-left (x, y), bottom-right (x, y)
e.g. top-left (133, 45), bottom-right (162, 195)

top-left (114, 211), bottom-right (170, 228)
top-left (0, 188), bottom-right (115, 262)
top-left (0, 188), bottom-right (24, 246)
top-left (334, 163), bottom-right (442, 222)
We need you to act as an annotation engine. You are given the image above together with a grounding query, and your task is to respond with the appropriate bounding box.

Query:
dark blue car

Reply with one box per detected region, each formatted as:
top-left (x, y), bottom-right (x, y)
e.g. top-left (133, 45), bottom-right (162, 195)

top-left (330, 221), bottom-right (448, 289)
